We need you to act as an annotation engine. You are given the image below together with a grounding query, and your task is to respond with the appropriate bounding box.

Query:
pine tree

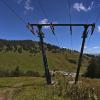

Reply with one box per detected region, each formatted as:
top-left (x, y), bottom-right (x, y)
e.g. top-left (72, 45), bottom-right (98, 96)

top-left (85, 56), bottom-right (100, 78)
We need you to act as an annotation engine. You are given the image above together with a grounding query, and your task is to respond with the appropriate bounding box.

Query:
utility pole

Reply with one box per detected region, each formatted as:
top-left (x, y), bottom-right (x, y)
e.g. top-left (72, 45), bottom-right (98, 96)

top-left (37, 25), bottom-right (51, 84)
top-left (75, 25), bottom-right (88, 84)
top-left (27, 23), bottom-right (95, 84)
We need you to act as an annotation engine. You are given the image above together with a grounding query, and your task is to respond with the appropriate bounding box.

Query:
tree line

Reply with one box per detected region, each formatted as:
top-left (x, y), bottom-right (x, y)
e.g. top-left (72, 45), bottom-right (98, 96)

top-left (85, 55), bottom-right (100, 78)
top-left (0, 39), bottom-right (77, 54)
top-left (0, 39), bottom-right (62, 53)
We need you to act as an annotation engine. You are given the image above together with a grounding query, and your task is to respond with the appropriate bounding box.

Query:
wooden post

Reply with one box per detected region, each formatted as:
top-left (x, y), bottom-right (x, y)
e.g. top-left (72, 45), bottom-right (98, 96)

top-left (75, 26), bottom-right (88, 84)
top-left (38, 25), bottom-right (51, 85)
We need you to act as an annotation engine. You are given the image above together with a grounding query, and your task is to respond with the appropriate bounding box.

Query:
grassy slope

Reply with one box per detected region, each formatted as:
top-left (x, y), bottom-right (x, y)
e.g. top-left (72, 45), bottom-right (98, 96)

top-left (0, 40), bottom-right (91, 74)
top-left (0, 76), bottom-right (99, 100)
top-left (0, 50), bottom-right (89, 74)
top-left (0, 77), bottom-right (63, 100)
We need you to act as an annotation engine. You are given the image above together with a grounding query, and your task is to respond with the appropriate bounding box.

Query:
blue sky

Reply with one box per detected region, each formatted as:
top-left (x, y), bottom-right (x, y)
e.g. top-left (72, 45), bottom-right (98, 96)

top-left (0, 0), bottom-right (100, 54)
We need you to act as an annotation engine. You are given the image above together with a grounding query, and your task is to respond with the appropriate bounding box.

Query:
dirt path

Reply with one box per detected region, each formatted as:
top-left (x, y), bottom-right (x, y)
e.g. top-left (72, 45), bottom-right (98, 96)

top-left (0, 83), bottom-right (23, 100)
top-left (0, 93), bottom-right (7, 100)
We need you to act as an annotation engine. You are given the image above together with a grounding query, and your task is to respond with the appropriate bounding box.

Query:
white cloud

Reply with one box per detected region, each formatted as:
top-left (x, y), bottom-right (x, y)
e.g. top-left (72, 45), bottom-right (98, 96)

top-left (39, 19), bottom-right (50, 29)
top-left (88, 1), bottom-right (94, 10)
top-left (84, 46), bottom-right (100, 54)
top-left (93, 46), bottom-right (100, 49)
top-left (39, 19), bottom-right (58, 29)
top-left (24, 0), bottom-right (34, 11)
top-left (39, 19), bottom-right (48, 24)
top-left (73, 1), bottom-right (94, 12)
top-left (84, 46), bottom-right (87, 49)
top-left (16, 0), bottom-right (34, 14)
top-left (97, 26), bottom-right (100, 32)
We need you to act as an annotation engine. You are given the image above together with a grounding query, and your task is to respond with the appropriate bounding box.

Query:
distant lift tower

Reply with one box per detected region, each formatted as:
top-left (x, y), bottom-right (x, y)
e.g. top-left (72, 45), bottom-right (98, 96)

top-left (27, 23), bottom-right (95, 84)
